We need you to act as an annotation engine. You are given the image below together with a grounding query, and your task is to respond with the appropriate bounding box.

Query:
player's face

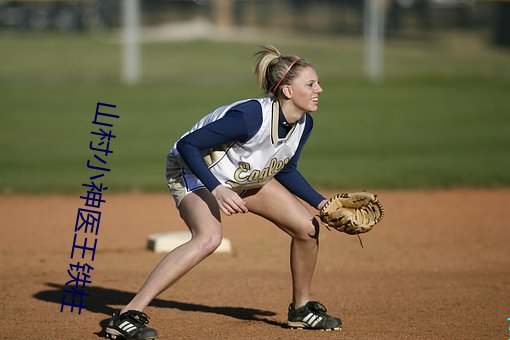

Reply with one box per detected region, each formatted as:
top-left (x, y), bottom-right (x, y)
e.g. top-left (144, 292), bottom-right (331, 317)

top-left (288, 66), bottom-right (322, 113)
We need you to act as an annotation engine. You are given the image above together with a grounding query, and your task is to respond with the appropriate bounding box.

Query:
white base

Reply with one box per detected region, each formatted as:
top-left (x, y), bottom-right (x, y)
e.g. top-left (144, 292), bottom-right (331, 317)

top-left (147, 231), bottom-right (232, 253)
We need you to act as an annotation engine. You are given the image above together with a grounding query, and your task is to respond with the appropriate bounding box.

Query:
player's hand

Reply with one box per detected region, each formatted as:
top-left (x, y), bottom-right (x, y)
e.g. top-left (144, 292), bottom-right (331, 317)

top-left (211, 186), bottom-right (248, 216)
top-left (317, 199), bottom-right (328, 211)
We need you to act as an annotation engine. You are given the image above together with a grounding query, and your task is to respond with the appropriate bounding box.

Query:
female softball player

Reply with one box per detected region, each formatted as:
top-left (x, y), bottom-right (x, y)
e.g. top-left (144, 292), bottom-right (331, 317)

top-left (105, 45), bottom-right (341, 339)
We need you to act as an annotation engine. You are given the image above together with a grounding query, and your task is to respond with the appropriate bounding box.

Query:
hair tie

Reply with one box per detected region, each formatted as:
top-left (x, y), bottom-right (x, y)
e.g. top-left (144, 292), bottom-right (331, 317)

top-left (271, 58), bottom-right (299, 94)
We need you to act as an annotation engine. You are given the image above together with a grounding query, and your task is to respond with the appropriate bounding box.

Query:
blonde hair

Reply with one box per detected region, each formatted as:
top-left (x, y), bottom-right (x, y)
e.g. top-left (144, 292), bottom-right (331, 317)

top-left (253, 45), bottom-right (312, 97)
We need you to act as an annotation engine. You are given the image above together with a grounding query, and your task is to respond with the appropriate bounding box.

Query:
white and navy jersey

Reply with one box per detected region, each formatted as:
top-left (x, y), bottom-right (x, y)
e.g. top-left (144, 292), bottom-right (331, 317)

top-left (169, 97), bottom-right (325, 208)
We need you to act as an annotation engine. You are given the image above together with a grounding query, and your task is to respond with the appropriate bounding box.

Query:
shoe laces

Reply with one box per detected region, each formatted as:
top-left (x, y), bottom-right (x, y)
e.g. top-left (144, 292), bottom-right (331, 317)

top-left (127, 310), bottom-right (150, 325)
top-left (307, 301), bottom-right (327, 314)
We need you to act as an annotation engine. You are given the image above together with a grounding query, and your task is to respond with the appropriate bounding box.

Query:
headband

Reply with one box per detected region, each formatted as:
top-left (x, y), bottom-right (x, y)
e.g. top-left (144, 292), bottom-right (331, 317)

top-left (271, 58), bottom-right (299, 94)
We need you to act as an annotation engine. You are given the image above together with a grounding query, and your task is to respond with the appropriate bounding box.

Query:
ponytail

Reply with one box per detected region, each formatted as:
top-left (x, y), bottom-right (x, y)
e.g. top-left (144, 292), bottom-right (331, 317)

top-left (253, 45), bottom-right (312, 96)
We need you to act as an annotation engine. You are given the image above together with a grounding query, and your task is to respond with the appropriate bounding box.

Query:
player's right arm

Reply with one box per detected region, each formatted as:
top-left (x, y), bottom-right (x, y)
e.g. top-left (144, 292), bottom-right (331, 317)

top-left (176, 101), bottom-right (262, 215)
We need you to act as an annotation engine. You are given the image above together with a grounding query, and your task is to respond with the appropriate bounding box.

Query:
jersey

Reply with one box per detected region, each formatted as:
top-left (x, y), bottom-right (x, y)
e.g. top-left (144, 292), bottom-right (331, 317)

top-left (170, 97), bottom-right (307, 191)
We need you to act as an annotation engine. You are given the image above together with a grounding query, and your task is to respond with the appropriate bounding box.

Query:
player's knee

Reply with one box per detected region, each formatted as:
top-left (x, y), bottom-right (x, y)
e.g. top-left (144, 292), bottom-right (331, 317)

top-left (294, 217), bottom-right (320, 241)
top-left (194, 231), bottom-right (223, 256)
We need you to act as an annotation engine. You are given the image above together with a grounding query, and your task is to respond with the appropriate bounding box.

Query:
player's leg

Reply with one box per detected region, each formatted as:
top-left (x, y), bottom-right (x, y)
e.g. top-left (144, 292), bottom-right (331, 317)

top-left (243, 179), bottom-right (341, 330)
top-left (243, 180), bottom-right (318, 308)
top-left (122, 188), bottom-right (222, 312)
top-left (106, 189), bottom-right (222, 339)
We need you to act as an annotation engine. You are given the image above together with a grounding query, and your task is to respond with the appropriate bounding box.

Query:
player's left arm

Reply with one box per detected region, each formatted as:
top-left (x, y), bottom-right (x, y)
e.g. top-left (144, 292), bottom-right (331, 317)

top-left (275, 114), bottom-right (326, 209)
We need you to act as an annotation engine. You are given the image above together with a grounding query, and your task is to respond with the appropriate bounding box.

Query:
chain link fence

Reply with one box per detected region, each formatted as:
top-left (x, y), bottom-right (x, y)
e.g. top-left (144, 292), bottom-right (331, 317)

top-left (0, 0), bottom-right (508, 46)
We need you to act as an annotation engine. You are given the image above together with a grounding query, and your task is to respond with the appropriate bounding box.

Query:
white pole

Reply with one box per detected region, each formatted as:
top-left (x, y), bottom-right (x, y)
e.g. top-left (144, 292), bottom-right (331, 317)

top-left (364, 0), bottom-right (385, 81)
top-left (122, 0), bottom-right (141, 85)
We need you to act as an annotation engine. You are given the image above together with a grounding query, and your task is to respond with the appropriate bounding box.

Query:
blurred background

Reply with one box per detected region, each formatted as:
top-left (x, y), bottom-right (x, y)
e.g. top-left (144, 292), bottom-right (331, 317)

top-left (0, 0), bottom-right (509, 193)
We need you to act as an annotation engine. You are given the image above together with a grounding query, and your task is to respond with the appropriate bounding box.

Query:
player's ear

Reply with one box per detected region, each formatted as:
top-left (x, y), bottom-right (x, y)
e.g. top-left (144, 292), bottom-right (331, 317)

top-left (282, 85), bottom-right (292, 99)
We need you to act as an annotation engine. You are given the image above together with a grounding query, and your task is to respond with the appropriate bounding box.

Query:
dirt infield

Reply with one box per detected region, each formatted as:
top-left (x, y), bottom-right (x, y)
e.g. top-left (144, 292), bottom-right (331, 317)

top-left (1, 189), bottom-right (509, 339)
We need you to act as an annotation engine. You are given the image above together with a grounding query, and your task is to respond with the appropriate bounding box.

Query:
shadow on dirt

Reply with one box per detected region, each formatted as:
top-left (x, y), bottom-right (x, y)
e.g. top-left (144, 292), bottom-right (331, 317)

top-left (35, 282), bottom-right (285, 337)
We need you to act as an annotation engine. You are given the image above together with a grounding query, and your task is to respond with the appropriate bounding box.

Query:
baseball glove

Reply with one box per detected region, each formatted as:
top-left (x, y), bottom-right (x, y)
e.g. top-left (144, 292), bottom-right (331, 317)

top-left (318, 192), bottom-right (384, 237)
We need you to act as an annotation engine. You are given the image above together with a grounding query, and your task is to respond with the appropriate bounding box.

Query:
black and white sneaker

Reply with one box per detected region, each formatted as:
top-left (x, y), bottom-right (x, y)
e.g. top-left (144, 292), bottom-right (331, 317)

top-left (105, 310), bottom-right (158, 340)
top-left (287, 301), bottom-right (342, 331)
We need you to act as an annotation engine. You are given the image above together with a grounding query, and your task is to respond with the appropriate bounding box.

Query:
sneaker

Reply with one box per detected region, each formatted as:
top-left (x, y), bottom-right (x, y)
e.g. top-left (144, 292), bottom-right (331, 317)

top-left (287, 301), bottom-right (342, 331)
top-left (105, 310), bottom-right (158, 340)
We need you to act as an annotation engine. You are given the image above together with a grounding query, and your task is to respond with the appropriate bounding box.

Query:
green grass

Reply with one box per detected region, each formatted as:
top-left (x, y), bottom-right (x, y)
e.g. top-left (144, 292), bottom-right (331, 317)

top-left (1, 31), bottom-right (509, 193)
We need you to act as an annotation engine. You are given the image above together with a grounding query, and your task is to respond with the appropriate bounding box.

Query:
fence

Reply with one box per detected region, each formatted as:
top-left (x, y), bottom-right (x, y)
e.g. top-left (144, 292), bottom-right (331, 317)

top-left (0, 0), bottom-right (502, 40)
